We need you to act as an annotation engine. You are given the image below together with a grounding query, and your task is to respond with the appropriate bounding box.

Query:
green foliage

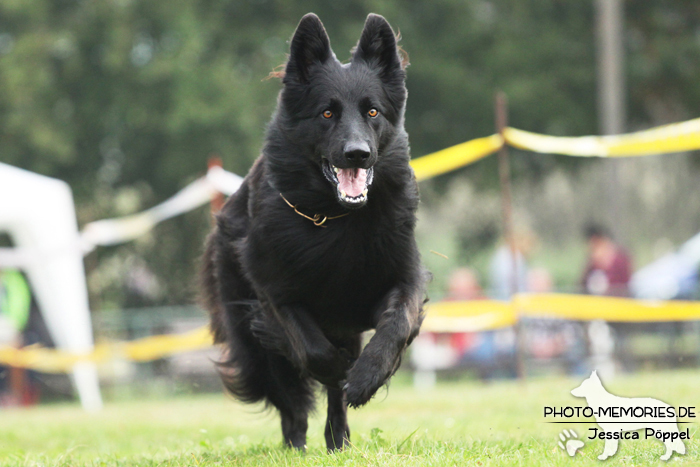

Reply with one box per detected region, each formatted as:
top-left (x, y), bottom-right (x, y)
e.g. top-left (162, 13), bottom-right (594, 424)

top-left (0, 1), bottom-right (697, 307)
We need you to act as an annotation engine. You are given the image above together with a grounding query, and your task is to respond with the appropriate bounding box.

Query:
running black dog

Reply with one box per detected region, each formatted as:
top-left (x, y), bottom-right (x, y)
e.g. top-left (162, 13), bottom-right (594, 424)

top-left (201, 13), bottom-right (426, 451)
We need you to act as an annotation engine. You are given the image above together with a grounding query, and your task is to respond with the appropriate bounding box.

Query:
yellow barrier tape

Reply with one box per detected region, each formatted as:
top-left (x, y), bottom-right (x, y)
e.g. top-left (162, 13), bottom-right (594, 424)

top-left (421, 294), bottom-right (700, 333)
top-left (504, 117), bottom-right (700, 157)
top-left (409, 117), bottom-right (700, 181)
top-left (4, 293), bottom-right (700, 372)
top-left (0, 343), bottom-right (111, 374)
top-left (515, 293), bottom-right (700, 322)
top-left (422, 300), bottom-right (516, 332)
top-left (123, 326), bottom-right (213, 362)
top-left (410, 134), bottom-right (503, 181)
top-left (0, 326), bottom-right (213, 374)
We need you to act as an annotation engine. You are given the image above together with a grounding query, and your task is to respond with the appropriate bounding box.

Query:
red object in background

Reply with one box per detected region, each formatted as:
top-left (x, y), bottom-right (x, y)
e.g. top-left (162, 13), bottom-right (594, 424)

top-left (449, 332), bottom-right (477, 354)
top-left (208, 156), bottom-right (225, 215)
top-left (441, 268), bottom-right (487, 354)
top-left (9, 366), bottom-right (39, 406)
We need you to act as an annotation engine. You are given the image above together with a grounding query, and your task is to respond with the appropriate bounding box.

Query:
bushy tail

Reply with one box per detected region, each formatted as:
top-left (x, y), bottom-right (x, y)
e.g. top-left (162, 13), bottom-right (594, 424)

top-left (199, 229), bottom-right (228, 344)
top-left (214, 301), bottom-right (270, 404)
top-left (199, 228), bottom-right (270, 404)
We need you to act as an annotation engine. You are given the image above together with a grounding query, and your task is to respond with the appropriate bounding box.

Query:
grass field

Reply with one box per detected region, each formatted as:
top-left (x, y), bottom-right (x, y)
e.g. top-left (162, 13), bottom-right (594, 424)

top-left (2, 370), bottom-right (699, 466)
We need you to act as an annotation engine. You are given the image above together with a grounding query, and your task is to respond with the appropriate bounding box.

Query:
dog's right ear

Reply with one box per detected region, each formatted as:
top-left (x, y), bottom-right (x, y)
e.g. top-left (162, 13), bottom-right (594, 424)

top-left (284, 13), bottom-right (332, 85)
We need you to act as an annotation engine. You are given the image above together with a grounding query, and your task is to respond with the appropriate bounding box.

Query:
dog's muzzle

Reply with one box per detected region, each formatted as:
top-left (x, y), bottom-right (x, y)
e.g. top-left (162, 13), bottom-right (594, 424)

top-left (322, 159), bottom-right (375, 208)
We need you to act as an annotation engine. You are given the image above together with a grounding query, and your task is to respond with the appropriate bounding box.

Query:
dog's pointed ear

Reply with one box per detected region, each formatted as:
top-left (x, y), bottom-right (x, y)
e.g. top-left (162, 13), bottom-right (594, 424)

top-left (352, 14), bottom-right (405, 81)
top-left (284, 13), bottom-right (332, 85)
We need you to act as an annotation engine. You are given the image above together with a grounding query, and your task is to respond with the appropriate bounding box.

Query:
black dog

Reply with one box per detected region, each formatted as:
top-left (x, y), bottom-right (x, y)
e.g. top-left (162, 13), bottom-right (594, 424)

top-left (201, 13), bottom-right (426, 451)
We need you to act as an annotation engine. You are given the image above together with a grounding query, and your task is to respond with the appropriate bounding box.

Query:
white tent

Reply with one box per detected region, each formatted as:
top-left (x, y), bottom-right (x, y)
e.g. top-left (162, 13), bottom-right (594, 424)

top-left (0, 162), bottom-right (242, 411)
top-left (631, 231), bottom-right (700, 300)
top-left (0, 162), bottom-right (102, 411)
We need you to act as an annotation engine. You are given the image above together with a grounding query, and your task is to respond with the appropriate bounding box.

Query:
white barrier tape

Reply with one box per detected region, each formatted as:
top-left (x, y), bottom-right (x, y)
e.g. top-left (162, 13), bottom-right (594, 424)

top-left (206, 166), bottom-right (244, 196)
top-left (81, 178), bottom-right (215, 248)
top-left (81, 168), bottom-right (243, 248)
top-left (0, 168), bottom-right (244, 267)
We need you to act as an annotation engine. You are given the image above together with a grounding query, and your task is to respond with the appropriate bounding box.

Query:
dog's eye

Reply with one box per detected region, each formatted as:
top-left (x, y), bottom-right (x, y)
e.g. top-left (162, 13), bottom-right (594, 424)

top-left (322, 110), bottom-right (333, 119)
top-left (368, 108), bottom-right (379, 118)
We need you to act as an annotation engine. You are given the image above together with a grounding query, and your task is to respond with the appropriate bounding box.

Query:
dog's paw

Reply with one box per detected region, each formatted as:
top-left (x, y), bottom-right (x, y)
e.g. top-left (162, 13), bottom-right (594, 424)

top-left (557, 429), bottom-right (584, 457)
top-left (343, 356), bottom-right (390, 408)
top-left (343, 383), bottom-right (373, 408)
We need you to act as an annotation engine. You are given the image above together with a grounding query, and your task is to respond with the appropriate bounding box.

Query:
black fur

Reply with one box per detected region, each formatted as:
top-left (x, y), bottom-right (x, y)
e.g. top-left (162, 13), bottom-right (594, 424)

top-left (200, 13), bottom-right (426, 451)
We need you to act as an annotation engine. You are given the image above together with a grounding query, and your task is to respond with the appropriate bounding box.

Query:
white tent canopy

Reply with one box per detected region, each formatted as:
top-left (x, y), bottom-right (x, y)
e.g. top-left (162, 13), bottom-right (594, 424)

top-left (0, 162), bottom-right (102, 411)
top-left (0, 162), bottom-right (243, 410)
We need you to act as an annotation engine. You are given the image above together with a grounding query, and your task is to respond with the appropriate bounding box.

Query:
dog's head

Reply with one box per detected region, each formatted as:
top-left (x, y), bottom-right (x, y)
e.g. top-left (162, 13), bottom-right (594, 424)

top-left (277, 13), bottom-right (408, 209)
top-left (571, 370), bottom-right (603, 398)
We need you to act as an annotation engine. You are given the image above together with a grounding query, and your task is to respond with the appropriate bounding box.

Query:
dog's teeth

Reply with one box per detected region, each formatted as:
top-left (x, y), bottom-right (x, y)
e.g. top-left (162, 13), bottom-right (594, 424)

top-left (340, 190), bottom-right (347, 198)
top-left (362, 189), bottom-right (368, 196)
top-left (334, 167), bottom-right (340, 174)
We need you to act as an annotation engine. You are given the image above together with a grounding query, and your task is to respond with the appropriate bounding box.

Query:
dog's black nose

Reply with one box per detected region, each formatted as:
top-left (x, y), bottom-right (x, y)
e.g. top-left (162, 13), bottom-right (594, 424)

top-left (344, 142), bottom-right (370, 165)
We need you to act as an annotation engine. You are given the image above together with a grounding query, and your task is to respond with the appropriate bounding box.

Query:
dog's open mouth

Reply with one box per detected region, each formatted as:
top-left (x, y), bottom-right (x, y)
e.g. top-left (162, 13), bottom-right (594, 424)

top-left (322, 159), bottom-right (374, 207)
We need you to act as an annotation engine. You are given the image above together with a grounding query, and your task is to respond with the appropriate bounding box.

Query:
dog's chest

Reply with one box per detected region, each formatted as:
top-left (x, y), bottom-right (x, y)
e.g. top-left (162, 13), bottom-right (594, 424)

top-left (247, 211), bottom-right (407, 313)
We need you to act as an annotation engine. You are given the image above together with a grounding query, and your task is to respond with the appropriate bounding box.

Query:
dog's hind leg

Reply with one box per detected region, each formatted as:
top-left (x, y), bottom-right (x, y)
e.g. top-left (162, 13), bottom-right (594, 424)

top-left (223, 330), bottom-right (314, 449)
top-left (251, 302), bottom-right (353, 386)
top-left (264, 353), bottom-right (315, 450)
top-left (325, 386), bottom-right (350, 451)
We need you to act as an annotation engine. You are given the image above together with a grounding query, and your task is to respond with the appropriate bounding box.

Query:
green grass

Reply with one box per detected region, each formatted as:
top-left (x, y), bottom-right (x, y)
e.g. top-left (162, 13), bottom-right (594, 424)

top-left (2, 371), bottom-right (700, 466)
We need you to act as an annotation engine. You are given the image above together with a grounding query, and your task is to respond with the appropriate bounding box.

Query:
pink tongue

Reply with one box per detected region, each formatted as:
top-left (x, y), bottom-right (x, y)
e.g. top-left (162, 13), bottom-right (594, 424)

top-left (337, 168), bottom-right (367, 197)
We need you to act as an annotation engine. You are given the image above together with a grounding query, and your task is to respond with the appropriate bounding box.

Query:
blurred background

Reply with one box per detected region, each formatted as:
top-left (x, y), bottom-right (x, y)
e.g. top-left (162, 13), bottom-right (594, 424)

top-left (1, 0), bottom-right (700, 405)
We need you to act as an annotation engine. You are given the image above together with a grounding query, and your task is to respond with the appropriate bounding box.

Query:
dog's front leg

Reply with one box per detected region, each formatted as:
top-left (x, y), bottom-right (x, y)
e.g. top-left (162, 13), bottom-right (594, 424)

top-left (344, 286), bottom-right (424, 408)
top-left (251, 302), bottom-right (353, 385)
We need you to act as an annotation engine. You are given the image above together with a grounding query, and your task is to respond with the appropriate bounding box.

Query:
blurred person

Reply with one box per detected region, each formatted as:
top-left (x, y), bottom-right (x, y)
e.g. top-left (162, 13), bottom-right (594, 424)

top-left (446, 267), bottom-right (485, 301)
top-left (484, 231), bottom-right (538, 378)
top-left (0, 269), bottom-right (30, 346)
top-left (580, 224), bottom-right (633, 376)
top-left (581, 224), bottom-right (632, 297)
top-left (411, 268), bottom-right (486, 387)
top-left (490, 229), bottom-right (537, 300)
top-left (523, 267), bottom-right (588, 374)
top-left (0, 269), bottom-right (31, 406)
top-left (442, 267), bottom-right (517, 379)
top-left (443, 268), bottom-right (485, 356)
top-left (527, 267), bottom-right (553, 294)
top-left (524, 267), bottom-right (556, 359)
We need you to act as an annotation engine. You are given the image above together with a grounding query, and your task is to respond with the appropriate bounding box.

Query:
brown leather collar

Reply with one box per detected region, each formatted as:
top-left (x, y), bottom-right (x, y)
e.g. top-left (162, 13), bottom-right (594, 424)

top-left (279, 193), bottom-right (349, 228)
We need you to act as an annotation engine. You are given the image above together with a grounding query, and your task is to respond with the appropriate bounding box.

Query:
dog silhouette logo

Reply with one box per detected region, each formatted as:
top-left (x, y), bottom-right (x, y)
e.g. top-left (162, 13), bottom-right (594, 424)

top-left (570, 371), bottom-right (686, 461)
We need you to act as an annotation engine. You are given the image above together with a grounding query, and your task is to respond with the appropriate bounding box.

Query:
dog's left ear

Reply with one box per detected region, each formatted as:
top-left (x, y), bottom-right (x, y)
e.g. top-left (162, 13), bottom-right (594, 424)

top-left (353, 14), bottom-right (406, 82)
